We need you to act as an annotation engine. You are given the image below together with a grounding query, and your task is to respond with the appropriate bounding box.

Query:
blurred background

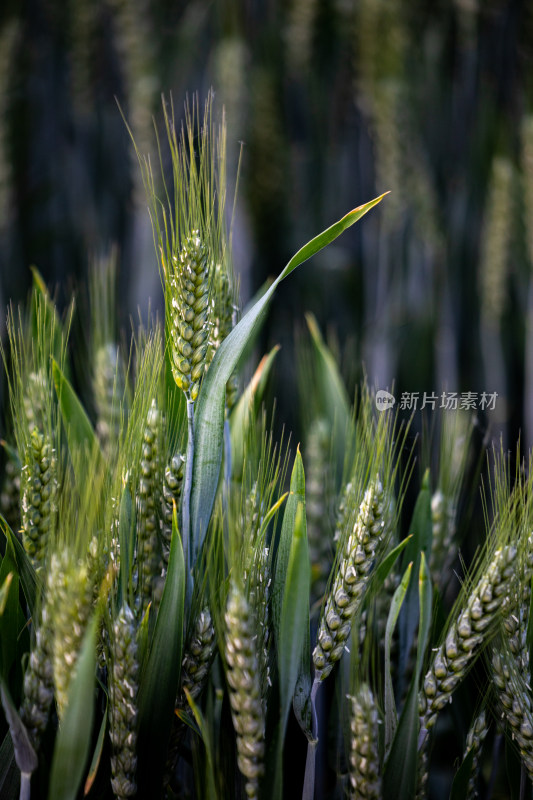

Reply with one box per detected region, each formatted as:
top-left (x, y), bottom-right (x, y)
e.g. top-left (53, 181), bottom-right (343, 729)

top-left (1, 0), bottom-right (532, 449)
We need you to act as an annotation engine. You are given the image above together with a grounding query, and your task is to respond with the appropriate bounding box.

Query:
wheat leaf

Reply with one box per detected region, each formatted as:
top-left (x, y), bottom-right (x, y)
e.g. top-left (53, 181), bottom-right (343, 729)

top-left (191, 195), bottom-right (387, 566)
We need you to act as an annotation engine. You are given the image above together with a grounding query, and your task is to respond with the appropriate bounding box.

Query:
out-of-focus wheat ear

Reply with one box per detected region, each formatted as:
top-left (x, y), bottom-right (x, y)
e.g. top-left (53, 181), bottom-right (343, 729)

top-left (161, 454), bottom-right (185, 569)
top-left (0, 446), bottom-right (21, 535)
top-left (460, 708), bottom-right (489, 800)
top-left (178, 606), bottom-right (216, 706)
top-left (491, 646), bottom-right (533, 780)
top-left (429, 489), bottom-right (456, 578)
top-left (19, 602), bottom-right (55, 750)
top-left (349, 684), bottom-right (381, 800)
top-left (136, 398), bottom-right (162, 613)
top-left (501, 533), bottom-right (533, 672)
top-left (305, 417), bottom-right (333, 605)
top-left (22, 369), bottom-right (49, 433)
top-left (20, 427), bottom-right (57, 569)
top-left (224, 582), bottom-right (265, 799)
top-left (109, 604), bottom-right (139, 800)
top-left (168, 232), bottom-right (211, 402)
top-left (419, 545), bottom-right (517, 735)
top-left (247, 546), bottom-right (272, 710)
top-left (50, 550), bottom-right (93, 719)
top-left (208, 260), bottom-right (239, 410)
top-left (313, 477), bottom-right (386, 681)
top-left (94, 342), bottom-right (126, 458)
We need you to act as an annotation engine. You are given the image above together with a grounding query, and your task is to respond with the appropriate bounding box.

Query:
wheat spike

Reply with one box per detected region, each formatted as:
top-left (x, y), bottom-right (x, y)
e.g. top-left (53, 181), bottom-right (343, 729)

top-left (161, 453), bottom-right (185, 568)
top-left (168, 232), bottom-right (211, 402)
top-left (20, 427), bottom-right (57, 569)
top-left (349, 684), bottom-right (381, 800)
top-left (49, 551), bottom-right (93, 718)
top-left (94, 342), bottom-right (125, 457)
top-left (225, 582), bottom-right (265, 799)
top-left (109, 604), bottom-right (139, 800)
top-left (306, 418), bottom-right (333, 603)
top-left (313, 477), bottom-right (385, 681)
top-left (492, 646), bottom-right (533, 780)
top-left (460, 709), bottom-right (489, 800)
top-left (136, 398), bottom-right (162, 611)
top-left (19, 604), bottom-right (55, 749)
top-left (178, 607), bottom-right (216, 705)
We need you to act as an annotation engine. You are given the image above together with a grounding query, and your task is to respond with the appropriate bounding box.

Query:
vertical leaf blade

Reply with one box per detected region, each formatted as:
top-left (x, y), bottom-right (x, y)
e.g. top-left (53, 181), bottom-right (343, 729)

top-left (137, 509), bottom-right (185, 796)
top-left (48, 614), bottom-right (99, 800)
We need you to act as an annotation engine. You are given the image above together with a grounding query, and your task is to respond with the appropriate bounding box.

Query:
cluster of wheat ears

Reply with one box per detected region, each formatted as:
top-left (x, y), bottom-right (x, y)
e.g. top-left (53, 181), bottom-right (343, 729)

top-left (0, 96), bottom-right (532, 800)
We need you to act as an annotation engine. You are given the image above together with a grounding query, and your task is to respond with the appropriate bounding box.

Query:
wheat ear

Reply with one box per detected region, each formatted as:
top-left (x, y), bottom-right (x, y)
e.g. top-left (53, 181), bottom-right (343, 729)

top-left (313, 477), bottom-right (385, 681)
top-left (349, 684), bottom-right (381, 800)
top-left (109, 604), bottom-right (139, 800)
top-left (224, 582), bottom-right (265, 799)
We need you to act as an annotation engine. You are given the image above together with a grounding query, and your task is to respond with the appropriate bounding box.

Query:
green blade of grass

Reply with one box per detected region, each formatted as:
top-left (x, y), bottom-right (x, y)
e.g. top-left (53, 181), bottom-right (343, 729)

top-left (48, 614), bottom-right (99, 800)
top-left (83, 699), bottom-right (107, 796)
top-left (137, 507), bottom-right (185, 797)
top-left (399, 470), bottom-right (432, 679)
top-left (0, 557), bottom-right (18, 682)
top-left (52, 359), bottom-right (102, 479)
top-left (191, 195), bottom-right (387, 566)
top-left (273, 502), bottom-right (310, 795)
top-left (305, 313), bottom-right (353, 486)
top-left (384, 562), bottom-right (413, 756)
top-left (383, 553), bottom-right (433, 800)
top-left (279, 503), bottom-right (310, 718)
top-left (0, 680), bottom-right (37, 783)
top-left (30, 267), bottom-right (71, 373)
top-left (449, 748), bottom-right (476, 800)
top-left (230, 345), bottom-right (280, 480)
top-left (184, 689), bottom-right (218, 800)
top-left (272, 449), bottom-right (306, 642)
top-left (0, 514), bottom-right (39, 616)
top-left (0, 732), bottom-right (17, 800)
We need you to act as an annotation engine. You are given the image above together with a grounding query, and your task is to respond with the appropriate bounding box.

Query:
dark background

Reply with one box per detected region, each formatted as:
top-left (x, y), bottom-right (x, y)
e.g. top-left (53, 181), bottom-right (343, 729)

top-left (1, 0), bottom-right (532, 449)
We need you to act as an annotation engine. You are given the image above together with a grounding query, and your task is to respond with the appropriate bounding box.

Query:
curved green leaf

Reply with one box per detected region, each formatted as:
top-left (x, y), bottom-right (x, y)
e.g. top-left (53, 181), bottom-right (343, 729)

top-left (0, 514), bottom-right (39, 616)
top-left (305, 313), bottom-right (353, 486)
top-left (384, 562), bottom-right (413, 756)
top-left (52, 359), bottom-right (102, 478)
top-left (184, 689), bottom-right (218, 800)
top-left (272, 449), bottom-right (306, 642)
top-left (279, 502), bottom-right (310, 727)
top-left (0, 732), bottom-right (18, 800)
top-left (273, 502), bottom-right (310, 797)
top-left (48, 614), bottom-right (99, 800)
top-left (449, 747), bottom-right (476, 800)
top-left (0, 680), bottom-right (37, 782)
top-left (383, 553), bottom-right (433, 800)
top-left (399, 470), bottom-right (432, 679)
top-left (191, 195), bottom-right (387, 564)
top-left (230, 345), bottom-right (280, 480)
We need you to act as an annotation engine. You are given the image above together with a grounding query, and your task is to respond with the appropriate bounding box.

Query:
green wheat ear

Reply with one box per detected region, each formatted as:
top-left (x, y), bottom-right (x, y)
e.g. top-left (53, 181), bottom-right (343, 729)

top-left (224, 581), bottom-right (265, 800)
top-left (168, 232), bottom-right (211, 401)
top-left (313, 476), bottom-right (386, 681)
